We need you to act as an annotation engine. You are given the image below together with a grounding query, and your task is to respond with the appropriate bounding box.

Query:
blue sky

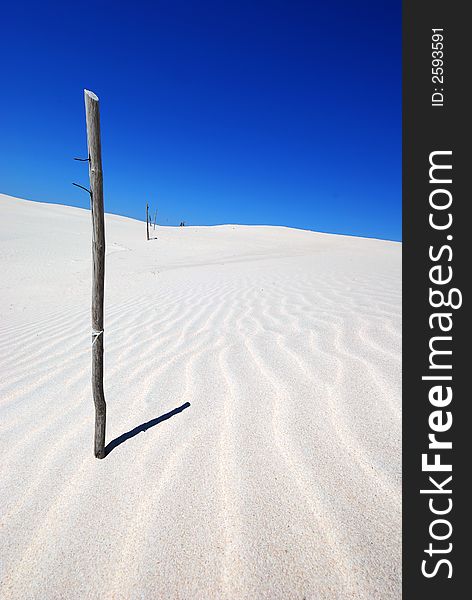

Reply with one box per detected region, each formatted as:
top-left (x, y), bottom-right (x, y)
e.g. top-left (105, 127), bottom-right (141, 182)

top-left (0, 1), bottom-right (400, 240)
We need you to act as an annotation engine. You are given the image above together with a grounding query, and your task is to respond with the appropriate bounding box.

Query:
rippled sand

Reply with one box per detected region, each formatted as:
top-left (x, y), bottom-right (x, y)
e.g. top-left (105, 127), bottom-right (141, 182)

top-left (0, 194), bottom-right (401, 599)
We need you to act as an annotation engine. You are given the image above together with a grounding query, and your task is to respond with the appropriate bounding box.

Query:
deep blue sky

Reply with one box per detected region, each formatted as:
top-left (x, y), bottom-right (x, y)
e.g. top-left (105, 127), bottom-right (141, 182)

top-left (0, 1), bottom-right (401, 240)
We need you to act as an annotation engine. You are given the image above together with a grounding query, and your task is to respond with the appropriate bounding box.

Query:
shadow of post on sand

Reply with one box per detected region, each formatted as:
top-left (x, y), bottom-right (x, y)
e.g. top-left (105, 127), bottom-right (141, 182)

top-left (105, 402), bottom-right (191, 456)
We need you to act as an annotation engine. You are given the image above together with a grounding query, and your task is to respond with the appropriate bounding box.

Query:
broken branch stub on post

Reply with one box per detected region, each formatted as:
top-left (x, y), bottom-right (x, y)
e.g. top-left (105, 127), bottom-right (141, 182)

top-left (84, 89), bottom-right (107, 459)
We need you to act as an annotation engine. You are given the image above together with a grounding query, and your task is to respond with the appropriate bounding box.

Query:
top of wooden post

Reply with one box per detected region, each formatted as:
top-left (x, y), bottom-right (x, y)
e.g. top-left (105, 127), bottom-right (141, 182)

top-left (84, 89), bottom-right (99, 102)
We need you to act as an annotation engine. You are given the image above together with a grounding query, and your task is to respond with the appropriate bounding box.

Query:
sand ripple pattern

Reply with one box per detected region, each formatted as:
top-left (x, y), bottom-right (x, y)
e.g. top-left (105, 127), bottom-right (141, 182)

top-left (1, 197), bottom-right (401, 600)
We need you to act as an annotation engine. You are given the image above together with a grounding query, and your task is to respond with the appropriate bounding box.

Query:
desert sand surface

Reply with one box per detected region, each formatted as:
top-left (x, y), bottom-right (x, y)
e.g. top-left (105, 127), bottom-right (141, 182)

top-left (0, 193), bottom-right (401, 599)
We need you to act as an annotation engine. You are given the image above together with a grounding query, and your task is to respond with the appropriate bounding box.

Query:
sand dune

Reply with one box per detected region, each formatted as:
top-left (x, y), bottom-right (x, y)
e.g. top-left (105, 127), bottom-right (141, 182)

top-left (0, 193), bottom-right (401, 599)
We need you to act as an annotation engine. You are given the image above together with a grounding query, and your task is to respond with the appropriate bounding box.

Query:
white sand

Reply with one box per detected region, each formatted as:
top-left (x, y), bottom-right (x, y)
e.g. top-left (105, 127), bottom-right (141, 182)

top-left (0, 193), bottom-right (401, 599)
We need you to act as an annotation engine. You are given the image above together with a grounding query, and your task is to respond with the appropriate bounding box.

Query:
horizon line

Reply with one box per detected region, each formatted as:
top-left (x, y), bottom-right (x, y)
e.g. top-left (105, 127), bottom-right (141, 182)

top-left (0, 192), bottom-right (402, 244)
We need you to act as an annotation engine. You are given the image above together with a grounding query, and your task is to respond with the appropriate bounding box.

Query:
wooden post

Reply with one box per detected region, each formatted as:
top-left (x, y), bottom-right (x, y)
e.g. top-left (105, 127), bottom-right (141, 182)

top-left (146, 202), bottom-right (150, 240)
top-left (84, 89), bottom-right (107, 459)
top-left (153, 208), bottom-right (157, 230)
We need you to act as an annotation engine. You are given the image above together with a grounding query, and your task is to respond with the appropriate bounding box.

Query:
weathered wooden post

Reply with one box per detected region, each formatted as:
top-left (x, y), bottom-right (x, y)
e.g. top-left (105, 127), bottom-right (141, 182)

top-left (153, 208), bottom-right (157, 230)
top-left (84, 89), bottom-right (107, 459)
top-left (146, 202), bottom-right (150, 240)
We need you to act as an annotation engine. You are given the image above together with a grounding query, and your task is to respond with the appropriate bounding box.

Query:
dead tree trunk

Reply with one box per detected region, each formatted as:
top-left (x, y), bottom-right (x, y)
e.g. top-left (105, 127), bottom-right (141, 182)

top-left (153, 209), bottom-right (157, 230)
top-left (146, 202), bottom-right (150, 240)
top-left (84, 89), bottom-right (107, 459)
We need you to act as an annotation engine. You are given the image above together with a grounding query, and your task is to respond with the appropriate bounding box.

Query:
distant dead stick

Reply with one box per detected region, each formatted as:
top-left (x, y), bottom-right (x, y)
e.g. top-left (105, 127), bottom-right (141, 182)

top-left (146, 202), bottom-right (150, 240)
top-left (84, 89), bottom-right (107, 459)
top-left (153, 208), bottom-right (157, 230)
